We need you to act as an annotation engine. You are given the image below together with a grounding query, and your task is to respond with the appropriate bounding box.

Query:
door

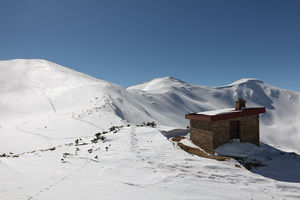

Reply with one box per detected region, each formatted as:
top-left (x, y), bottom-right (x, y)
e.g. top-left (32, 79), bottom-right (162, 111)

top-left (230, 121), bottom-right (240, 139)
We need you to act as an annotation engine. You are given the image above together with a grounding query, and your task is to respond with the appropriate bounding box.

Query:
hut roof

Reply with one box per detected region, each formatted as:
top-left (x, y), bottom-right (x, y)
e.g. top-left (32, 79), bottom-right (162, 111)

top-left (185, 107), bottom-right (266, 122)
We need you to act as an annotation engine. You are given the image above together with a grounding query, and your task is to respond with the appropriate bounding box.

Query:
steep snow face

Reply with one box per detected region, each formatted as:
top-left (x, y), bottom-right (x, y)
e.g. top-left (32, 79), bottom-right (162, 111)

top-left (127, 77), bottom-right (300, 153)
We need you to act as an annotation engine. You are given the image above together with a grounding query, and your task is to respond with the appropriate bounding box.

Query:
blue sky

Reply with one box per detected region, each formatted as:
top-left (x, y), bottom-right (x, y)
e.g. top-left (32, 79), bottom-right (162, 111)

top-left (0, 0), bottom-right (299, 91)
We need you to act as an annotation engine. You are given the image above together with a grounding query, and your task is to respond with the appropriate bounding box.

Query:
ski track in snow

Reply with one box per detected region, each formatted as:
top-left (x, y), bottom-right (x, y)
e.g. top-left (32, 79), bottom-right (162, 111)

top-left (46, 95), bottom-right (102, 130)
top-left (14, 116), bottom-right (92, 141)
top-left (13, 97), bottom-right (98, 144)
top-left (71, 113), bottom-right (103, 130)
top-left (48, 94), bottom-right (103, 131)
top-left (15, 120), bottom-right (53, 147)
top-left (45, 97), bottom-right (57, 114)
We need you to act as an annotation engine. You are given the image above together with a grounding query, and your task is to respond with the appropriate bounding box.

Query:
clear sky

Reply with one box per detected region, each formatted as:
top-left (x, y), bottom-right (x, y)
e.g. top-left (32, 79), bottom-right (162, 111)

top-left (0, 0), bottom-right (299, 91)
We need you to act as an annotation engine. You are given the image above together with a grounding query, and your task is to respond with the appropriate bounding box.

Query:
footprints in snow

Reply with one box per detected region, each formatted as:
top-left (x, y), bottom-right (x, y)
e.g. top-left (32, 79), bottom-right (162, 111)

top-left (26, 175), bottom-right (70, 200)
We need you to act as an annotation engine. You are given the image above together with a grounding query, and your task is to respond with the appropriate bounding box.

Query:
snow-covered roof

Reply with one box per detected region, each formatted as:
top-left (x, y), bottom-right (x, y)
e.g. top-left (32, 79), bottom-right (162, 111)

top-left (196, 108), bottom-right (241, 116)
top-left (186, 107), bottom-right (266, 122)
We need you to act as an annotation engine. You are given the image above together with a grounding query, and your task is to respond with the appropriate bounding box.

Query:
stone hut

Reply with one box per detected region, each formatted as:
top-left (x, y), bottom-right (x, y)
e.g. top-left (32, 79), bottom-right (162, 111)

top-left (185, 99), bottom-right (266, 153)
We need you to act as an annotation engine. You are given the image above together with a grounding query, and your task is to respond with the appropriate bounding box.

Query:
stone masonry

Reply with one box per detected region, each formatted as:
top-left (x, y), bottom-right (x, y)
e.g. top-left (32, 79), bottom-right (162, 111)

top-left (190, 114), bottom-right (259, 153)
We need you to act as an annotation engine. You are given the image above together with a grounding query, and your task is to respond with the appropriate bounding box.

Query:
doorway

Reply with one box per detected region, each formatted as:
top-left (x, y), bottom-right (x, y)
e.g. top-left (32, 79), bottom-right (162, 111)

top-left (230, 121), bottom-right (240, 139)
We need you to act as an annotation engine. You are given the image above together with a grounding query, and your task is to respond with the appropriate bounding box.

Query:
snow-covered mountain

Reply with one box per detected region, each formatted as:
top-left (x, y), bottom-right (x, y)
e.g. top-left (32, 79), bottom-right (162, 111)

top-left (1, 59), bottom-right (300, 200)
top-left (0, 59), bottom-right (299, 153)
top-left (0, 59), bottom-right (152, 153)
top-left (128, 76), bottom-right (300, 153)
top-left (0, 59), bottom-right (150, 119)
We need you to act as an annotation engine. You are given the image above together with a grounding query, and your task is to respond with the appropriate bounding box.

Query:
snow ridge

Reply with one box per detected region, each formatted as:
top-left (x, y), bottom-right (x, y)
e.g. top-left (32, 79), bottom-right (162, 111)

top-left (0, 59), bottom-right (300, 153)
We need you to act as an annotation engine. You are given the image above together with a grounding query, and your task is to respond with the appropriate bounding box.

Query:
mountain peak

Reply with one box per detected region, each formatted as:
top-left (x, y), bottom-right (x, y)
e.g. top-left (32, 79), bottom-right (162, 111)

top-left (228, 78), bottom-right (264, 86)
top-left (127, 76), bottom-right (187, 92)
top-left (154, 76), bottom-right (187, 84)
top-left (0, 59), bottom-right (103, 93)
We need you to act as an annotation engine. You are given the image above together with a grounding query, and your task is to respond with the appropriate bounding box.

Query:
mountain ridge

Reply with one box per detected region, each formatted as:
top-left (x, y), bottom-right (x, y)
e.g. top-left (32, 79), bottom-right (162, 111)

top-left (0, 59), bottom-right (299, 153)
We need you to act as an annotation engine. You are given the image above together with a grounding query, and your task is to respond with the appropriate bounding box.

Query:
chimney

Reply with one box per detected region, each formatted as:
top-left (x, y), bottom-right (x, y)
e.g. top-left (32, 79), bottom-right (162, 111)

top-left (235, 98), bottom-right (246, 110)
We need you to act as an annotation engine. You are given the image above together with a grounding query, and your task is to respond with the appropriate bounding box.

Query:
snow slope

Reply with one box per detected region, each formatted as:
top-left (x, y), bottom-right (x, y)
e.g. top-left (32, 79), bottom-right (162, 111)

top-left (215, 139), bottom-right (300, 182)
top-left (128, 76), bottom-right (300, 153)
top-left (0, 59), bottom-right (154, 153)
top-left (1, 127), bottom-right (299, 200)
top-left (0, 59), bottom-right (300, 199)
top-left (0, 59), bottom-right (299, 153)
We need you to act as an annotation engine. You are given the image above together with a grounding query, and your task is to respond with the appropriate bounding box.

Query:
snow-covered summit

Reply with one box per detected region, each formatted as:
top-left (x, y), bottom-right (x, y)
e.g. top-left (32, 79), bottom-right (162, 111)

top-left (0, 59), bottom-right (108, 94)
top-left (0, 59), bottom-right (155, 129)
top-left (227, 78), bottom-right (264, 86)
top-left (127, 76), bottom-right (189, 92)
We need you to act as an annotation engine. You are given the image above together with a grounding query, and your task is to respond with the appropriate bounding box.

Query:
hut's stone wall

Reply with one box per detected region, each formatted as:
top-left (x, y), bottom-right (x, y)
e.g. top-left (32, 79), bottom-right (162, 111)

top-left (239, 114), bottom-right (259, 145)
top-left (190, 127), bottom-right (214, 153)
top-left (190, 114), bottom-right (259, 153)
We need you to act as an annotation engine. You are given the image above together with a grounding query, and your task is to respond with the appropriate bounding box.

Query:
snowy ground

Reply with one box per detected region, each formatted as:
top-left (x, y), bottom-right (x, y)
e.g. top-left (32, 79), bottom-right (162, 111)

top-left (1, 59), bottom-right (300, 199)
top-left (216, 140), bottom-right (300, 183)
top-left (1, 126), bottom-right (300, 200)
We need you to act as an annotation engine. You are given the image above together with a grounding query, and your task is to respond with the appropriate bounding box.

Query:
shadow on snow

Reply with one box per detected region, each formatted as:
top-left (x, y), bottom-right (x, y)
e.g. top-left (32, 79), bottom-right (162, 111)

top-left (232, 142), bottom-right (300, 183)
